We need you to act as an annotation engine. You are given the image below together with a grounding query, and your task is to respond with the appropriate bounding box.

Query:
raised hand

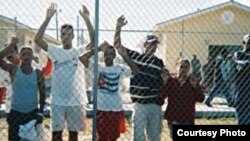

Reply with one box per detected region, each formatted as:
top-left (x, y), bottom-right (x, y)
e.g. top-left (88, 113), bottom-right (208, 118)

top-left (189, 74), bottom-right (198, 88)
top-left (33, 56), bottom-right (39, 63)
top-left (161, 68), bottom-right (170, 85)
top-left (99, 41), bottom-right (109, 52)
top-left (46, 3), bottom-right (56, 19)
top-left (9, 36), bottom-right (18, 45)
top-left (117, 15), bottom-right (128, 28)
top-left (79, 5), bottom-right (90, 19)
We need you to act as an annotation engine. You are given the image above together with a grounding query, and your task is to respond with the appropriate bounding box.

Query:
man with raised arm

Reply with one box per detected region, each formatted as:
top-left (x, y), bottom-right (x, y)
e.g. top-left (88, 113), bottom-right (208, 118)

top-left (114, 15), bottom-right (164, 141)
top-left (79, 15), bottom-right (139, 140)
top-left (0, 36), bottom-right (45, 141)
top-left (34, 3), bottom-right (94, 141)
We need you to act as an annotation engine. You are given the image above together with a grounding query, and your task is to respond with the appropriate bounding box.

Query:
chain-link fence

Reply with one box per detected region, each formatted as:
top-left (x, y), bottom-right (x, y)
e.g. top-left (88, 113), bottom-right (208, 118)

top-left (0, 0), bottom-right (250, 141)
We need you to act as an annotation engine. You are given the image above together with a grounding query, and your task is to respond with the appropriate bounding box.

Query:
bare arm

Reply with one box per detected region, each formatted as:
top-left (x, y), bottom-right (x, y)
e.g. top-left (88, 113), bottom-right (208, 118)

top-left (0, 36), bottom-right (17, 73)
top-left (79, 5), bottom-right (94, 50)
top-left (114, 15), bottom-right (139, 75)
top-left (36, 69), bottom-right (46, 113)
top-left (116, 45), bottom-right (140, 75)
top-left (122, 55), bottom-right (140, 75)
top-left (34, 3), bottom-right (56, 52)
top-left (114, 15), bottom-right (127, 49)
top-left (79, 49), bottom-right (94, 68)
top-left (79, 41), bottom-right (109, 67)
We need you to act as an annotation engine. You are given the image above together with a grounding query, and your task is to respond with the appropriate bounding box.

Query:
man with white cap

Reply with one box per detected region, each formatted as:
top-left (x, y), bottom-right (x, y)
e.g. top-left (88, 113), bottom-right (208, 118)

top-left (114, 15), bottom-right (164, 141)
top-left (233, 33), bottom-right (250, 125)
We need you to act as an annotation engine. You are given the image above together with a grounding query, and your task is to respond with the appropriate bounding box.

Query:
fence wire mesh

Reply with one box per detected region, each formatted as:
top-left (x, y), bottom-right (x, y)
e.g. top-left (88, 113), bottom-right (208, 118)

top-left (0, 0), bottom-right (250, 141)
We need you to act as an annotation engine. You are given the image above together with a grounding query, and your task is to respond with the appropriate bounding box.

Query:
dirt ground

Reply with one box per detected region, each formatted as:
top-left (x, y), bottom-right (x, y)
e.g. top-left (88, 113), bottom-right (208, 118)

top-left (0, 117), bottom-right (236, 141)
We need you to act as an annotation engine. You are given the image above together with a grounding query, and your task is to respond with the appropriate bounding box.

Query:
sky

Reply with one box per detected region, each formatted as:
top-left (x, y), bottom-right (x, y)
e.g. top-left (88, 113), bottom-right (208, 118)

top-left (0, 0), bottom-right (250, 47)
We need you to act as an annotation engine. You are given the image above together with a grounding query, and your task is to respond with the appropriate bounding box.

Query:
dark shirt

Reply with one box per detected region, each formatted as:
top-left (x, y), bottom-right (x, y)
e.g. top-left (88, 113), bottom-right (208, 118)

top-left (234, 51), bottom-right (250, 108)
top-left (202, 60), bottom-right (215, 85)
top-left (126, 49), bottom-right (164, 104)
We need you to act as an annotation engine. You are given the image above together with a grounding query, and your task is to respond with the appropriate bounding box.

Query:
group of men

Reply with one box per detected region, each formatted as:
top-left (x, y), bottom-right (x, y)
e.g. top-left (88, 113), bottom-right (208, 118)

top-left (0, 3), bottom-right (164, 141)
top-left (0, 2), bottom-right (249, 141)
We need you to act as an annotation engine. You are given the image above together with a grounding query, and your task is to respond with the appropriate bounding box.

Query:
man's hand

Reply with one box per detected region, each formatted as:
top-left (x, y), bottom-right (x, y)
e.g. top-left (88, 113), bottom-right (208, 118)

top-left (79, 5), bottom-right (90, 19)
top-left (189, 74), bottom-right (198, 88)
top-left (161, 68), bottom-right (170, 85)
top-left (114, 15), bottom-right (127, 51)
top-left (46, 3), bottom-right (56, 20)
top-left (117, 15), bottom-right (128, 28)
top-left (33, 56), bottom-right (39, 63)
top-left (9, 36), bottom-right (18, 46)
top-left (99, 41), bottom-right (109, 52)
top-left (6, 36), bottom-right (18, 55)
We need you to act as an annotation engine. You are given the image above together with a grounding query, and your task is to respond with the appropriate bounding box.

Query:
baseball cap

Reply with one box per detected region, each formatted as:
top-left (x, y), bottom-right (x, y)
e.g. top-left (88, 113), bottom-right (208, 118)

top-left (145, 35), bottom-right (160, 44)
top-left (243, 33), bottom-right (250, 42)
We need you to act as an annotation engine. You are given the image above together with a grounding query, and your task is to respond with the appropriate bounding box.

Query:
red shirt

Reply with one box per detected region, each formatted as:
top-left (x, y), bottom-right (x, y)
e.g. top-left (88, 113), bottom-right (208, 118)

top-left (160, 76), bottom-right (204, 123)
top-left (42, 57), bottom-right (53, 76)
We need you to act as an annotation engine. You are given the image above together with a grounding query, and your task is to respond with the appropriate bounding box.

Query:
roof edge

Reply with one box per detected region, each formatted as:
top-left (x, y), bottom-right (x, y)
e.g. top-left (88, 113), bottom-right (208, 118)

top-left (0, 15), bottom-right (31, 29)
top-left (0, 15), bottom-right (59, 43)
top-left (156, 1), bottom-right (250, 27)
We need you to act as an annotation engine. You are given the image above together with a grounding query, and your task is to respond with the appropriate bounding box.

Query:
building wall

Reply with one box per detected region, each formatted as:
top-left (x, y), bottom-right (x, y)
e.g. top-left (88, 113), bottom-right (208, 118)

top-left (0, 29), bottom-right (8, 49)
top-left (0, 20), bottom-right (59, 71)
top-left (157, 6), bottom-right (250, 73)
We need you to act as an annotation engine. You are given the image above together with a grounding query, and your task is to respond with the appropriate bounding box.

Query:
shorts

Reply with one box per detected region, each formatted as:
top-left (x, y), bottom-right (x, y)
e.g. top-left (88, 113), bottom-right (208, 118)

top-left (51, 105), bottom-right (86, 132)
top-left (97, 110), bottom-right (124, 140)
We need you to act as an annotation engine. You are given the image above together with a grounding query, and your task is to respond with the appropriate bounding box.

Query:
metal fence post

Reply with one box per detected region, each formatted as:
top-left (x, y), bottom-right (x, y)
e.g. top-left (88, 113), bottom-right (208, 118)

top-left (92, 0), bottom-right (100, 141)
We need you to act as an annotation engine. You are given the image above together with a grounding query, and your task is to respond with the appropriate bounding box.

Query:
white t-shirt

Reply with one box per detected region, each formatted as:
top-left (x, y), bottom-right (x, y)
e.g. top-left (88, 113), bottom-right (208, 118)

top-left (48, 45), bottom-right (87, 106)
top-left (89, 60), bottom-right (131, 111)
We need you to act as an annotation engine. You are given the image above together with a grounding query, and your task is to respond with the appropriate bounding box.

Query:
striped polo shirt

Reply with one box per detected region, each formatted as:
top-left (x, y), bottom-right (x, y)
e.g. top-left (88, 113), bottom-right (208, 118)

top-left (127, 49), bottom-right (164, 104)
